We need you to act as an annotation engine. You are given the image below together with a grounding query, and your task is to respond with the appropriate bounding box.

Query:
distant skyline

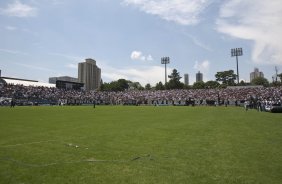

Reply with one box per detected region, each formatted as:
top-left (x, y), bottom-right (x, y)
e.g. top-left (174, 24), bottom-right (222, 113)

top-left (1, 0), bottom-right (282, 86)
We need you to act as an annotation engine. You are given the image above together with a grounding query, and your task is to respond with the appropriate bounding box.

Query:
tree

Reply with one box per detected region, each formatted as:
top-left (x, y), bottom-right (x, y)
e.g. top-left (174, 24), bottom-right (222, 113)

top-left (278, 73), bottom-right (282, 82)
top-left (183, 85), bottom-right (192, 89)
top-left (205, 81), bottom-right (220, 89)
top-left (145, 83), bottom-right (151, 90)
top-left (251, 77), bottom-right (269, 86)
top-left (117, 79), bottom-right (129, 90)
top-left (215, 70), bottom-right (236, 86)
top-left (218, 83), bottom-right (228, 89)
top-left (166, 69), bottom-right (184, 89)
top-left (193, 81), bottom-right (205, 89)
top-left (100, 79), bottom-right (129, 91)
top-left (239, 80), bottom-right (247, 86)
top-left (100, 82), bottom-right (107, 91)
top-left (129, 81), bottom-right (144, 90)
top-left (155, 82), bottom-right (165, 90)
top-left (271, 73), bottom-right (282, 86)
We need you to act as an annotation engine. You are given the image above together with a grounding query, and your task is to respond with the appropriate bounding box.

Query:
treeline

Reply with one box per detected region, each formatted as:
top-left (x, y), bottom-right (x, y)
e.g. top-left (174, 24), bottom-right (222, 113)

top-left (100, 69), bottom-right (282, 91)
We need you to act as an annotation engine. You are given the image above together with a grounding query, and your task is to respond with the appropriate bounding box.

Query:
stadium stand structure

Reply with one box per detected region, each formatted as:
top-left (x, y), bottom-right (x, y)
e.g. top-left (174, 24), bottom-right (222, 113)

top-left (0, 77), bottom-right (55, 88)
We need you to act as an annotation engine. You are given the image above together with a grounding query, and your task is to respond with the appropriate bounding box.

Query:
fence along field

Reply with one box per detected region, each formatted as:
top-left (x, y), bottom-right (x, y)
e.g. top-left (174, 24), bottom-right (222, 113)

top-left (0, 106), bottom-right (281, 184)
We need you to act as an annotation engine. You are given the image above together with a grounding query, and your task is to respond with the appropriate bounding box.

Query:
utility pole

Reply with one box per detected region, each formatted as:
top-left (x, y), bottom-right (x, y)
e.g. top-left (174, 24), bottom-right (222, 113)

top-left (231, 48), bottom-right (243, 84)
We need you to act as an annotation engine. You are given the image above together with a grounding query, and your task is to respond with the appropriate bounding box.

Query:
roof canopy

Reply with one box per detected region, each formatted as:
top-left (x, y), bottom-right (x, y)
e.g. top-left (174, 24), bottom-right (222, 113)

top-left (1, 78), bottom-right (56, 88)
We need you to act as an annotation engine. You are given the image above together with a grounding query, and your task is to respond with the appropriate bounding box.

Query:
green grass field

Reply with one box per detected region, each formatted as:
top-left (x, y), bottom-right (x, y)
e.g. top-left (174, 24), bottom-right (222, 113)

top-left (0, 106), bottom-right (281, 184)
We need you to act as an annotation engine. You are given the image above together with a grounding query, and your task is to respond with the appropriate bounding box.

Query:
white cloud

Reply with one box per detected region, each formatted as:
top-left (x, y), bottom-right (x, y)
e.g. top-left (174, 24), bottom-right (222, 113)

top-left (51, 0), bottom-right (65, 5)
top-left (147, 54), bottom-right (153, 61)
top-left (181, 32), bottom-right (212, 51)
top-left (3, 26), bottom-right (40, 37)
top-left (1, 1), bottom-right (37, 17)
top-left (0, 48), bottom-right (28, 55)
top-left (66, 64), bottom-right (77, 69)
top-left (193, 60), bottom-right (210, 73)
top-left (122, 0), bottom-right (212, 25)
top-left (5, 26), bottom-right (17, 31)
top-left (49, 52), bottom-right (84, 61)
top-left (131, 50), bottom-right (143, 60)
top-left (100, 62), bottom-right (171, 86)
top-left (216, 0), bottom-right (282, 65)
top-left (15, 63), bottom-right (54, 72)
top-left (130, 50), bottom-right (154, 61)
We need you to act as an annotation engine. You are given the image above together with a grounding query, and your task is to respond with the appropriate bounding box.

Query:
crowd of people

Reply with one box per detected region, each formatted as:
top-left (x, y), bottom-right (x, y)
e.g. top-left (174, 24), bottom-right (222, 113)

top-left (0, 84), bottom-right (282, 107)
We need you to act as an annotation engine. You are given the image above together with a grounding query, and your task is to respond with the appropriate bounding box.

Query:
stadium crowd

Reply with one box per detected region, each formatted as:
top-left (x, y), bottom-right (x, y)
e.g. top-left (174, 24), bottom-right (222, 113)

top-left (1, 84), bottom-right (282, 107)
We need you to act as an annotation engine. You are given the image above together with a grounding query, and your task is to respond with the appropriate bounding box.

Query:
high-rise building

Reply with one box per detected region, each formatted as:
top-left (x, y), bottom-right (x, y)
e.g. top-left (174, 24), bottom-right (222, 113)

top-left (184, 74), bottom-right (189, 85)
top-left (78, 58), bottom-right (101, 91)
top-left (196, 71), bottom-right (203, 82)
top-left (250, 68), bottom-right (264, 82)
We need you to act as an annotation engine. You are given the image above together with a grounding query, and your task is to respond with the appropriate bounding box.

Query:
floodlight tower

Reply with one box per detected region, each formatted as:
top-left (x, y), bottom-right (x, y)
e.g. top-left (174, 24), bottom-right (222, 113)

top-left (161, 57), bottom-right (170, 85)
top-left (231, 48), bottom-right (243, 84)
top-left (275, 66), bottom-right (278, 83)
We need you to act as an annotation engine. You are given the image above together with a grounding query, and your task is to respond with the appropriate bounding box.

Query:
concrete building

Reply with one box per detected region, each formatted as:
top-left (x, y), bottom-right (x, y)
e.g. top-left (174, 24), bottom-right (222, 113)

top-left (250, 68), bottom-right (264, 82)
top-left (196, 71), bottom-right (203, 82)
top-left (49, 76), bottom-right (78, 84)
top-left (184, 74), bottom-right (189, 85)
top-left (49, 76), bottom-right (83, 90)
top-left (78, 58), bottom-right (101, 91)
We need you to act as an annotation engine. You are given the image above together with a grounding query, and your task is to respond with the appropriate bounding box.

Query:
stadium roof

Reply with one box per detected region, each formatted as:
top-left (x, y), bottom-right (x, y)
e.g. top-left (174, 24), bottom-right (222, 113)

top-left (0, 77), bottom-right (55, 88)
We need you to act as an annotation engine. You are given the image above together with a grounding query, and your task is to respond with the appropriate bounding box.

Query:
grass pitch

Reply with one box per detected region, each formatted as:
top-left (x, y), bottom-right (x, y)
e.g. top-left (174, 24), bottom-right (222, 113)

top-left (0, 106), bottom-right (281, 184)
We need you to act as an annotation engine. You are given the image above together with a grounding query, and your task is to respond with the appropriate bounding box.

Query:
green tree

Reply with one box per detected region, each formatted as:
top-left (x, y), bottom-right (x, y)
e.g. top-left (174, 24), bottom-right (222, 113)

top-left (193, 81), bottom-right (205, 89)
top-left (166, 69), bottom-right (184, 89)
top-left (100, 79), bottom-right (129, 91)
top-left (215, 70), bottom-right (236, 86)
top-left (278, 73), bottom-right (282, 82)
top-left (117, 79), bottom-right (129, 90)
top-left (205, 81), bottom-right (220, 89)
top-left (155, 82), bottom-right (165, 90)
top-left (239, 80), bottom-right (247, 86)
top-left (251, 77), bottom-right (269, 86)
top-left (100, 82), bottom-right (107, 91)
top-left (145, 83), bottom-right (151, 90)
top-left (183, 85), bottom-right (192, 89)
top-left (129, 81), bottom-right (144, 90)
top-left (109, 81), bottom-right (121, 91)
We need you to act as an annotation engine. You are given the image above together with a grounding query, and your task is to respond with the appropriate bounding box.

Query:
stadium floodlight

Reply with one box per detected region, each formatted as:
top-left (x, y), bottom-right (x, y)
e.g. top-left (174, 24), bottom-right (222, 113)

top-left (231, 48), bottom-right (243, 84)
top-left (161, 57), bottom-right (170, 85)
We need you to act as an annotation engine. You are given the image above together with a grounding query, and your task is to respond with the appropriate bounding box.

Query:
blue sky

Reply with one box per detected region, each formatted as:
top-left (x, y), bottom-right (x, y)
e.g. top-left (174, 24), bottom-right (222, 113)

top-left (0, 0), bottom-right (281, 86)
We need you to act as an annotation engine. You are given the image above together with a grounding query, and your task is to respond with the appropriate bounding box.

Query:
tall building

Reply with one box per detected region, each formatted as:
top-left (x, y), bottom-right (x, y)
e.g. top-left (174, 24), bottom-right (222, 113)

top-left (250, 68), bottom-right (264, 82)
top-left (196, 71), bottom-right (203, 82)
top-left (78, 58), bottom-right (101, 91)
top-left (184, 74), bottom-right (189, 85)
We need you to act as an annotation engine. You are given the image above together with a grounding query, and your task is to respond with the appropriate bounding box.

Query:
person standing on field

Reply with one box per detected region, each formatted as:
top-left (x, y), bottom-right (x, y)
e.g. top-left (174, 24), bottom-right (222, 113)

top-left (10, 99), bottom-right (15, 108)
